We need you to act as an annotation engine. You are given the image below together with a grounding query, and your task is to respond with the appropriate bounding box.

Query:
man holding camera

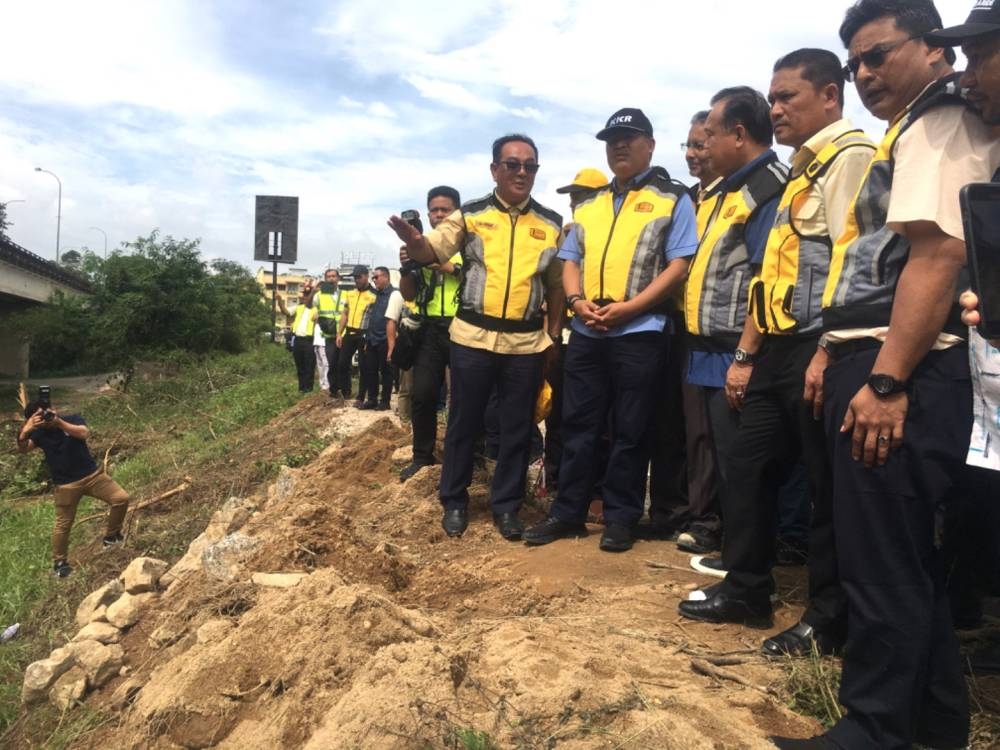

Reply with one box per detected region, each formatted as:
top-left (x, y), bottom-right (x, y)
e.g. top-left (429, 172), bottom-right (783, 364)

top-left (17, 399), bottom-right (131, 578)
top-left (397, 186), bottom-right (462, 481)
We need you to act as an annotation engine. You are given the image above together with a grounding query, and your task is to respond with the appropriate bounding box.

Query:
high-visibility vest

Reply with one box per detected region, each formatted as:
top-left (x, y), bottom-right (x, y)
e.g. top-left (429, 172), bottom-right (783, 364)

top-left (685, 153), bottom-right (788, 343)
top-left (291, 304), bottom-right (315, 337)
top-left (342, 287), bottom-right (376, 331)
top-left (417, 252), bottom-right (462, 318)
top-left (456, 193), bottom-right (562, 333)
top-left (822, 74), bottom-right (969, 333)
top-left (314, 287), bottom-right (344, 338)
top-left (571, 167), bottom-right (687, 305)
top-left (749, 130), bottom-right (875, 335)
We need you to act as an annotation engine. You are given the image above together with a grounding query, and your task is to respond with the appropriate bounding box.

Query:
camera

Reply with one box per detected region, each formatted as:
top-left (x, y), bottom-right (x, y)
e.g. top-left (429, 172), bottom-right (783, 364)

top-left (38, 385), bottom-right (55, 422)
top-left (400, 209), bottom-right (425, 273)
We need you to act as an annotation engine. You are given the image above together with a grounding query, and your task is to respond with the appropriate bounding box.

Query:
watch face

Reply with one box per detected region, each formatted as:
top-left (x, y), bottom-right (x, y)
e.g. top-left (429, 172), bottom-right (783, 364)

top-left (869, 374), bottom-right (892, 394)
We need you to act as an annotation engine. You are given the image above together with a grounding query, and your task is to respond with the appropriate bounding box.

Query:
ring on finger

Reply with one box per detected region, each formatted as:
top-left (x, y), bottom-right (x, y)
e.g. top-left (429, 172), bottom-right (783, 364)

top-left (877, 435), bottom-right (889, 445)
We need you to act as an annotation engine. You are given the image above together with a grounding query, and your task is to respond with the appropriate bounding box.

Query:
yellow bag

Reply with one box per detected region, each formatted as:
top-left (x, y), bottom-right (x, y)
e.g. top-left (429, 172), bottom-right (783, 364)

top-left (534, 380), bottom-right (552, 423)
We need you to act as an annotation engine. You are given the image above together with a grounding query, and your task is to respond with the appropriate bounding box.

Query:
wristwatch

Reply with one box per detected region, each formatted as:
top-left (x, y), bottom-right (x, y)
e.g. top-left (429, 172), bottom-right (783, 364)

top-left (867, 373), bottom-right (909, 397)
top-left (734, 347), bottom-right (756, 365)
top-left (565, 293), bottom-right (584, 311)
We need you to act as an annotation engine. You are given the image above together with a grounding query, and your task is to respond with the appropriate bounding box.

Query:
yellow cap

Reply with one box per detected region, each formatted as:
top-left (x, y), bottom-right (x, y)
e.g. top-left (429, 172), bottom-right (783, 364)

top-left (555, 167), bottom-right (608, 194)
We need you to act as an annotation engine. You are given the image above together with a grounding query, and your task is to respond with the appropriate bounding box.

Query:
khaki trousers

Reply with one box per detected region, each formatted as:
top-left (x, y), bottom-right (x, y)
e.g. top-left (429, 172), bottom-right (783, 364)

top-left (53, 470), bottom-right (130, 561)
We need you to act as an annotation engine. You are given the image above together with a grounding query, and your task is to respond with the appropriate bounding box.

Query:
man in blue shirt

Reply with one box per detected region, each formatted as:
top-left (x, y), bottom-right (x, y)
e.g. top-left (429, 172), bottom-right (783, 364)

top-left (523, 107), bottom-right (698, 552)
top-left (17, 400), bottom-right (131, 578)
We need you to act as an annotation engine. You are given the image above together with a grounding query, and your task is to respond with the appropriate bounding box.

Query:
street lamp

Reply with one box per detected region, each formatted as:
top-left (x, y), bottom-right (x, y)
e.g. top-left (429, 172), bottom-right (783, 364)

top-left (34, 167), bottom-right (62, 262)
top-left (89, 226), bottom-right (108, 258)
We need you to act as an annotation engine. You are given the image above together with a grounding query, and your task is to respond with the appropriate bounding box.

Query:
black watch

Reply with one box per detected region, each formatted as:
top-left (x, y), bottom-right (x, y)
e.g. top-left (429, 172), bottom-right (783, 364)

top-left (565, 294), bottom-right (584, 311)
top-left (867, 373), bottom-right (908, 397)
top-left (734, 347), bottom-right (756, 365)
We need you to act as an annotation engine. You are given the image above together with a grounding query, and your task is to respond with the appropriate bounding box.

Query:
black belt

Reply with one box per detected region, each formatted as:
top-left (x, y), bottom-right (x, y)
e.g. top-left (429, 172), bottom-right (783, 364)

top-left (344, 327), bottom-right (365, 335)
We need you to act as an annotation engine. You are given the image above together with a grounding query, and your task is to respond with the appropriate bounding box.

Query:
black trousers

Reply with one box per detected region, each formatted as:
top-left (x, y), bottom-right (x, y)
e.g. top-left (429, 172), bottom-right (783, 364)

top-left (411, 320), bottom-right (451, 466)
top-left (362, 338), bottom-right (392, 405)
top-left (324, 338), bottom-right (341, 395)
top-left (550, 330), bottom-right (664, 527)
top-left (439, 343), bottom-right (543, 515)
top-left (336, 331), bottom-right (365, 399)
top-left (648, 326), bottom-right (689, 521)
top-left (292, 336), bottom-right (316, 392)
top-left (825, 345), bottom-right (970, 750)
top-left (543, 340), bottom-right (567, 489)
top-left (716, 336), bottom-right (844, 636)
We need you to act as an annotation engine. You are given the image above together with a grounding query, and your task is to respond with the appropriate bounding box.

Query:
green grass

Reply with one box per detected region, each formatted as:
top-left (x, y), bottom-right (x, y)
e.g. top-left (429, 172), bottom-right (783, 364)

top-left (0, 343), bottom-right (312, 738)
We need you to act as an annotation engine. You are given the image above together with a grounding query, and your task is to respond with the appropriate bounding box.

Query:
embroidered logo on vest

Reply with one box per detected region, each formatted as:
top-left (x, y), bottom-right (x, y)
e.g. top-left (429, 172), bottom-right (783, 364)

top-left (530, 228), bottom-right (546, 240)
top-left (635, 202), bottom-right (654, 213)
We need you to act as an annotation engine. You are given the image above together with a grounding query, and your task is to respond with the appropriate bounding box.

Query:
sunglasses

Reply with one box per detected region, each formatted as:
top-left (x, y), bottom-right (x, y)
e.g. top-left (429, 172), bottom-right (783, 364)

top-left (496, 159), bottom-right (540, 175)
top-left (843, 35), bottom-right (918, 81)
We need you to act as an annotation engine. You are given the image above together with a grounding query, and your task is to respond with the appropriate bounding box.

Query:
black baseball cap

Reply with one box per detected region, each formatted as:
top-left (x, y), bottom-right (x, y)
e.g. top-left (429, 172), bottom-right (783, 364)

top-left (351, 265), bottom-right (369, 276)
top-left (596, 108), bottom-right (654, 141)
top-left (925, 0), bottom-right (1000, 45)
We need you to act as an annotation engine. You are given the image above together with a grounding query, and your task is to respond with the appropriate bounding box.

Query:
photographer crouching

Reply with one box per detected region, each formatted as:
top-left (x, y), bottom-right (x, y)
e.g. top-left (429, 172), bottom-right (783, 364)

top-left (16, 391), bottom-right (131, 578)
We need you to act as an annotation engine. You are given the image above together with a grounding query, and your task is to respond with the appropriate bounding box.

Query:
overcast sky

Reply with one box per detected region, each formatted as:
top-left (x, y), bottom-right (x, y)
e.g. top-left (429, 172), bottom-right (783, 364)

top-left (0, 0), bottom-right (975, 275)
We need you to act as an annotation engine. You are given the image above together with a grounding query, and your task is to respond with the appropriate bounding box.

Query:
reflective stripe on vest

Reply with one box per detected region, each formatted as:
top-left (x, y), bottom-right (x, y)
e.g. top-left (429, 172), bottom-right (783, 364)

top-left (750, 131), bottom-right (876, 335)
top-left (572, 167), bottom-right (686, 304)
top-left (684, 154), bottom-right (789, 339)
top-left (419, 252), bottom-right (462, 318)
top-left (822, 75), bottom-right (968, 330)
top-left (343, 287), bottom-right (376, 330)
top-left (457, 193), bottom-right (562, 333)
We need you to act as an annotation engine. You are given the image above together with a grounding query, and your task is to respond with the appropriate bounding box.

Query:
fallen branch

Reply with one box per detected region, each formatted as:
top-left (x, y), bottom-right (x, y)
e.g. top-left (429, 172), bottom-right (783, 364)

top-left (101, 434), bottom-right (121, 474)
top-left (644, 559), bottom-right (696, 574)
top-left (690, 658), bottom-right (777, 696)
top-left (77, 479), bottom-right (191, 526)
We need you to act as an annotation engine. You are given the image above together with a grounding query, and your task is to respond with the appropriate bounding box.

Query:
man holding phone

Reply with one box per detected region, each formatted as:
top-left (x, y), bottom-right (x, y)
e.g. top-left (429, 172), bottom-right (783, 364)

top-left (17, 392), bottom-right (131, 578)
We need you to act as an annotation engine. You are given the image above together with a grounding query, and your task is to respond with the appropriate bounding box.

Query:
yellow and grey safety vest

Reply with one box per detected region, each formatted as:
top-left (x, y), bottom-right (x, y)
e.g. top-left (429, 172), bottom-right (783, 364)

top-left (822, 75), bottom-right (969, 333)
top-left (342, 287), bottom-right (376, 331)
top-left (749, 130), bottom-right (876, 336)
top-left (685, 152), bottom-right (788, 345)
top-left (418, 252), bottom-right (462, 318)
top-left (456, 193), bottom-right (563, 332)
top-left (572, 167), bottom-right (687, 305)
top-left (315, 286), bottom-right (344, 338)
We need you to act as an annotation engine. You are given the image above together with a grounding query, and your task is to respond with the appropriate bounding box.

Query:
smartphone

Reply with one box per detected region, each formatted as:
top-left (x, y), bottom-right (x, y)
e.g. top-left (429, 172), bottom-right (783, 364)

top-left (401, 209), bottom-right (423, 234)
top-left (319, 281), bottom-right (336, 294)
top-left (37, 385), bottom-right (51, 409)
top-left (960, 183), bottom-right (1000, 339)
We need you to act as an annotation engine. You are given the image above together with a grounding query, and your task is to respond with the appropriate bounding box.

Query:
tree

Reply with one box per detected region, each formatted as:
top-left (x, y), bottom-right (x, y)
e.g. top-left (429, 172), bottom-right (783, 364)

top-left (8, 230), bottom-right (271, 374)
top-left (60, 249), bottom-right (82, 271)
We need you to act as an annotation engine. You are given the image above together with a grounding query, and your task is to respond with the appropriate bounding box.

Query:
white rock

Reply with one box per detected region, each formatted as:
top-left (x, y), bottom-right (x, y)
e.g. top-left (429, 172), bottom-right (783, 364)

top-left (22, 650), bottom-right (75, 705)
top-left (72, 622), bottom-right (122, 645)
top-left (49, 666), bottom-right (88, 711)
top-left (161, 532), bottom-right (211, 588)
top-left (65, 640), bottom-right (124, 689)
top-left (204, 497), bottom-right (256, 542)
top-left (75, 580), bottom-right (124, 628)
top-left (201, 532), bottom-right (261, 582)
top-left (121, 557), bottom-right (169, 594)
top-left (196, 619), bottom-right (234, 645)
top-left (250, 572), bottom-right (308, 588)
top-left (105, 592), bottom-right (156, 629)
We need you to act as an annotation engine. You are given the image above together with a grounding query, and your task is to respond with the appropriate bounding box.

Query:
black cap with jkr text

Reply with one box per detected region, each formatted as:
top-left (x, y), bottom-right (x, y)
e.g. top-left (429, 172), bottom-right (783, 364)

top-left (925, 0), bottom-right (1000, 45)
top-left (596, 108), bottom-right (654, 141)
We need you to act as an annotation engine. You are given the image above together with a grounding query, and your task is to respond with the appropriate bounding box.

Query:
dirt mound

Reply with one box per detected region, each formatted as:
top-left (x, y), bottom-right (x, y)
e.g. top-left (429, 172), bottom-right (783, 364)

top-left (67, 407), bottom-right (821, 749)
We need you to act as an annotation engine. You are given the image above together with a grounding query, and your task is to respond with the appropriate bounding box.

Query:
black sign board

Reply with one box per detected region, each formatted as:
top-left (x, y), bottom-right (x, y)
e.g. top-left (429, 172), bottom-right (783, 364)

top-left (254, 195), bottom-right (298, 263)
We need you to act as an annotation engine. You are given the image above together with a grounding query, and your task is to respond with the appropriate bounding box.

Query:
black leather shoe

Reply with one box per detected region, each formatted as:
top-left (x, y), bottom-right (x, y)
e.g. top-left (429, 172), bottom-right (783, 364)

top-left (357, 401), bottom-right (378, 410)
top-left (441, 508), bottom-right (468, 537)
top-left (762, 621), bottom-right (838, 658)
top-left (678, 589), bottom-right (773, 628)
top-left (599, 523), bottom-right (634, 552)
top-left (493, 513), bottom-right (524, 541)
top-left (769, 735), bottom-right (839, 749)
top-left (522, 516), bottom-right (588, 546)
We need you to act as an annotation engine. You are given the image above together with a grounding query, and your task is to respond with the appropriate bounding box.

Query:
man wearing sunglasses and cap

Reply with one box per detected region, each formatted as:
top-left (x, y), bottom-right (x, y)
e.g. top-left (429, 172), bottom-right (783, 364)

top-left (388, 134), bottom-right (564, 541)
top-left (522, 108), bottom-right (697, 552)
top-left (770, 2), bottom-right (1000, 749)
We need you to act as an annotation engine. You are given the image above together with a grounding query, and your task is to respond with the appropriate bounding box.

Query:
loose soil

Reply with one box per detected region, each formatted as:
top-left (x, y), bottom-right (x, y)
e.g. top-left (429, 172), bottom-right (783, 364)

top-left (15, 393), bottom-right (833, 750)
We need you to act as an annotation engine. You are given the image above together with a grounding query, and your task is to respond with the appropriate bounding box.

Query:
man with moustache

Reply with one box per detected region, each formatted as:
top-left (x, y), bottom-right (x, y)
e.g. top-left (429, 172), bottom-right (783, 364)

top-left (770, 1), bottom-right (1000, 748)
top-left (679, 50), bottom-right (875, 658)
top-left (388, 135), bottom-right (564, 540)
top-left (522, 108), bottom-right (697, 552)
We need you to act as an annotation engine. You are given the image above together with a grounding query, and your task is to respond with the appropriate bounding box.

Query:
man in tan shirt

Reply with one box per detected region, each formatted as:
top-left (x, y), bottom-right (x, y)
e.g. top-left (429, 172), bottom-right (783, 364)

top-left (388, 133), bottom-right (563, 540)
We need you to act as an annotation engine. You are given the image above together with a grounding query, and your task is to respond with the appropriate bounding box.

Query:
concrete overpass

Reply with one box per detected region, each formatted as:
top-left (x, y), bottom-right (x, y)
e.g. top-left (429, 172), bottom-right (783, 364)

top-left (0, 235), bottom-right (92, 377)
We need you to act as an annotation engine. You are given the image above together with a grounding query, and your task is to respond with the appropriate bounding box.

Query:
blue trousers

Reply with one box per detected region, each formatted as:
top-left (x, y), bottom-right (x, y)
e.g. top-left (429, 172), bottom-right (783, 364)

top-left (438, 343), bottom-right (544, 515)
top-left (550, 330), bottom-right (664, 527)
